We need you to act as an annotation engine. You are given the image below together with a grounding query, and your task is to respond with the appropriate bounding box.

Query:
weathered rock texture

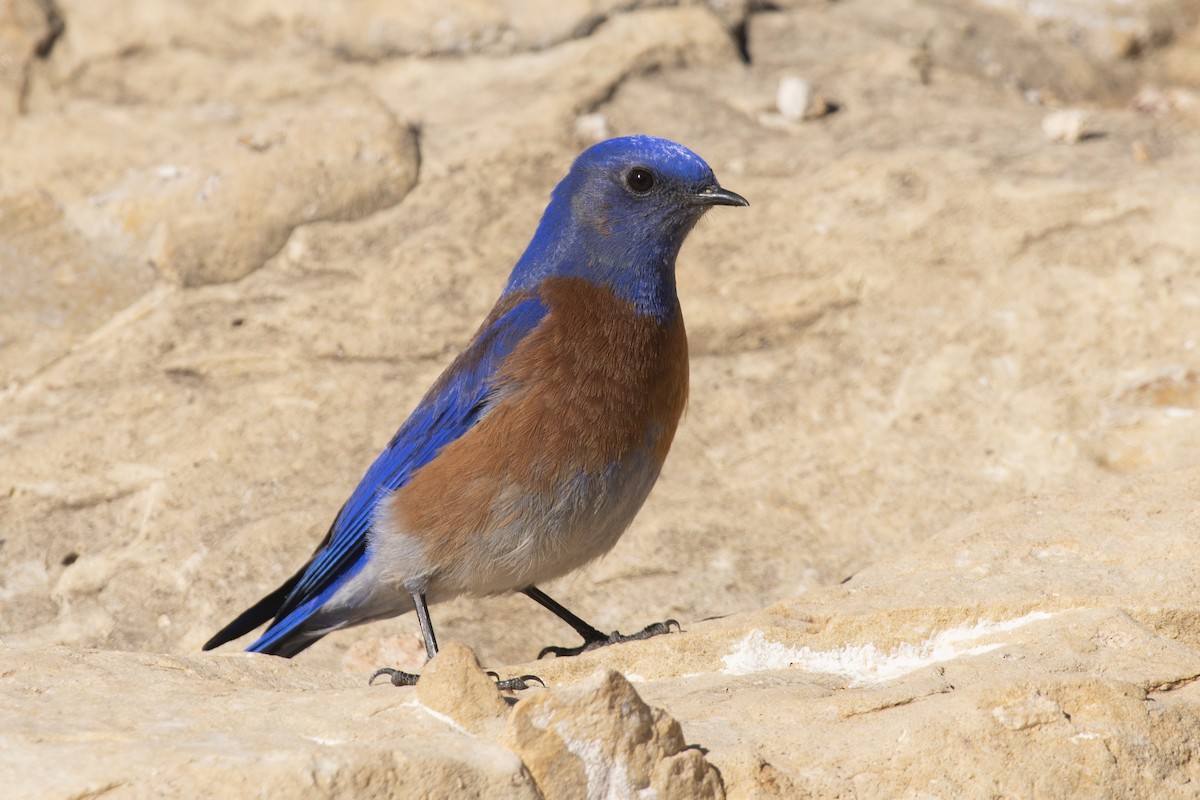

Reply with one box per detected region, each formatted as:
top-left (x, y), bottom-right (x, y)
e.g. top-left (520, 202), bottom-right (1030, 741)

top-left (505, 669), bottom-right (724, 799)
top-left (2, 0), bottom-right (1200, 797)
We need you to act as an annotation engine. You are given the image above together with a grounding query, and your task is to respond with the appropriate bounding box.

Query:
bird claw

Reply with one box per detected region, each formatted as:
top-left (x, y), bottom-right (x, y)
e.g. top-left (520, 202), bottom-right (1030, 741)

top-left (368, 667), bottom-right (420, 687)
top-left (537, 619), bottom-right (681, 659)
top-left (486, 671), bottom-right (545, 691)
top-left (369, 666), bottom-right (542, 690)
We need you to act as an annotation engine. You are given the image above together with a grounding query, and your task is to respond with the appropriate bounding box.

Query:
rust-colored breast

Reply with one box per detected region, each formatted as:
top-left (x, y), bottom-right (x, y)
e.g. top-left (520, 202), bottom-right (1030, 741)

top-left (390, 277), bottom-right (688, 565)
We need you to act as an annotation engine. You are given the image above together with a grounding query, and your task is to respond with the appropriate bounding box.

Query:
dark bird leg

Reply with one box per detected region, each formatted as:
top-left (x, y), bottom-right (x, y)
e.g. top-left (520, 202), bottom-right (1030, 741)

top-left (369, 592), bottom-right (432, 687)
top-left (523, 586), bottom-right (680, 659)
top-left (414, 589), bottom-right (439, 658)
top-left (369, 592), bottom-right (540, 690)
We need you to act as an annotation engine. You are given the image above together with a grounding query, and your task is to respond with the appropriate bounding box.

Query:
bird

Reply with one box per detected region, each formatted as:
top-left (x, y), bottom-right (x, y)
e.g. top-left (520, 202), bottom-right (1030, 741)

top-left (203, 135), bottom-right (748, 686)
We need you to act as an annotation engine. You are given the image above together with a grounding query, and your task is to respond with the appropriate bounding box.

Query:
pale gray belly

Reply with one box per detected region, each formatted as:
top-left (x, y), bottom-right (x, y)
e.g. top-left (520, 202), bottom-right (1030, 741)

top-left (431, 450), bottom-right (664, 598)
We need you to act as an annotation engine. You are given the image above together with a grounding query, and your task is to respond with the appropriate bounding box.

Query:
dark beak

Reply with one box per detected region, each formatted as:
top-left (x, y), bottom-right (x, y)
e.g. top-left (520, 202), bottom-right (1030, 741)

top-left (688, 184), bottom-right (749, 208)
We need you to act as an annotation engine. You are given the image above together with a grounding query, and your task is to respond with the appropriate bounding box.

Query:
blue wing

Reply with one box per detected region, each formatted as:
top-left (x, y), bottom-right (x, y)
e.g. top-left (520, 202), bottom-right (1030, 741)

top-left (204, 293), bottom-right (548, 656)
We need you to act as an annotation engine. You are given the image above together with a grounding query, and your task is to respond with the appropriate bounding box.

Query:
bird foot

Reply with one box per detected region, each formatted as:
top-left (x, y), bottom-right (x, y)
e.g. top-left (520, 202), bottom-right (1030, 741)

top-left (368, 667), bottom-right (419, 686)
top-left (368, 667), bottom-right (544, 691)
top-left (486, 671), bottom-right (546, 691)
top-left (538, 619), bottom-right (681, 659)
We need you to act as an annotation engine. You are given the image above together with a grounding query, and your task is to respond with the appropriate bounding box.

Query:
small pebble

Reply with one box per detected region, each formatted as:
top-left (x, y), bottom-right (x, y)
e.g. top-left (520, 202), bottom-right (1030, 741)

top-left (777, 76), bottom-right (813, 121)
top-left (1041, 109), bottom-right (1089, 144)
top-left (759, 75), bottom-right (833, 131)
top-left (1130, 85), bottom-right (1172, 116)
top-left (574, 113), bottom-right (610, 143)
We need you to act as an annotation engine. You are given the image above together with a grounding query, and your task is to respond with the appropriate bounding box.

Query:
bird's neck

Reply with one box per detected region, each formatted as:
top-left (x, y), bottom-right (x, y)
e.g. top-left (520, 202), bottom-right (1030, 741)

top-left (505, 202), bottom-right (685, 323)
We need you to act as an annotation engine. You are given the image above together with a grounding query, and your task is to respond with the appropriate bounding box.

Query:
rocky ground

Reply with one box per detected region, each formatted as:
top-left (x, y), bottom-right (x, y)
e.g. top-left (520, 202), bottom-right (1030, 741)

top-left (3, 0), bottom-right (1200, 797)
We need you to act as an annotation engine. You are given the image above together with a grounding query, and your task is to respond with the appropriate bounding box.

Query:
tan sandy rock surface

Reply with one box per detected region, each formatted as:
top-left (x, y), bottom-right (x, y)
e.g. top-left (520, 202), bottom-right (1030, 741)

top-left (2, 0), bottom-right (1200, 797)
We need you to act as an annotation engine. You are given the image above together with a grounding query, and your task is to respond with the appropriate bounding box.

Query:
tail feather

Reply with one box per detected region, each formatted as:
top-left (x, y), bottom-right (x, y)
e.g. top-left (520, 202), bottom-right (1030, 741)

top-left (204, 508), bottom-right (356, 657)
top-left (241, 571), bottom-right (361, 657)
top-left (202, 566), bottom-right (304, 652)
top-left (206, 480), bottom-right (399, 657)
top-left (204, 550), bottom-right (372, 658)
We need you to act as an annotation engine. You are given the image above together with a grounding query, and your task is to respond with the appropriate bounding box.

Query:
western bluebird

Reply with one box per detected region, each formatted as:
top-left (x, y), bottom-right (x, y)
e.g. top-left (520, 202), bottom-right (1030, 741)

top-left (204, 135), bottom-right (747, 686)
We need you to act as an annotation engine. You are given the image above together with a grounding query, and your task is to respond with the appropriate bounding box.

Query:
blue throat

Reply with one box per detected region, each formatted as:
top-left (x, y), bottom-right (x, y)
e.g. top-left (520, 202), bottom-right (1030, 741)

top-left (503, 181), bottom-right (689, 323)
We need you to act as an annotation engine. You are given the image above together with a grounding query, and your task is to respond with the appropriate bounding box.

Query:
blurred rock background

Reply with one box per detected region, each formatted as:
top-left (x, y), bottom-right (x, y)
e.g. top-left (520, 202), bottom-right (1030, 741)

top-left (2, 0), bottom-right (1200, 797)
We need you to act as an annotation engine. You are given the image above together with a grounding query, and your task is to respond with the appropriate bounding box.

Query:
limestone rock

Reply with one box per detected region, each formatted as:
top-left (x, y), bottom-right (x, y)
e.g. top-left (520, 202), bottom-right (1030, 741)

top-left (505, 669), bottom-right (724, 800)
top-left (47, 0), bottom-right (745, 71)
top-left (596, 469), bottom-right (1200, 798)
top-left (0, 0), bottom-right (54, 134)
top-left (77, 86), bottom-right (418, 287)
top-left (0, 191), bottom-right (156, 386)
top-left (2, 0), bottom-right (1200, 797)
top-left (414, 641), bottom-right (511, 736)
top-left (981, 0), bottom-right (1181, 62)
top-left (0, 646), bottom-right (540, 800)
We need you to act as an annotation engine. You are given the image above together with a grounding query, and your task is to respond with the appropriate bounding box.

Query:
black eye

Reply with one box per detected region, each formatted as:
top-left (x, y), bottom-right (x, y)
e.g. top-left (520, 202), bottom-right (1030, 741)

top-left (625, 167), bottom-right (655, 194)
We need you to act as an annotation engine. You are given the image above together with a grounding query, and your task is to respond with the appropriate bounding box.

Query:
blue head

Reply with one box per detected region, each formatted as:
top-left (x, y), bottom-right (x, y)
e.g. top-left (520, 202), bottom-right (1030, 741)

top-left (505, 136), bottom-right (747, 320)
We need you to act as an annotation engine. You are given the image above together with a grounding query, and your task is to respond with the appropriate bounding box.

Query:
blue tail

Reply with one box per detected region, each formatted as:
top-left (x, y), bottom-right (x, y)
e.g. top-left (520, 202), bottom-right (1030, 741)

top-left (202, 533), bottom-right (368, 658)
